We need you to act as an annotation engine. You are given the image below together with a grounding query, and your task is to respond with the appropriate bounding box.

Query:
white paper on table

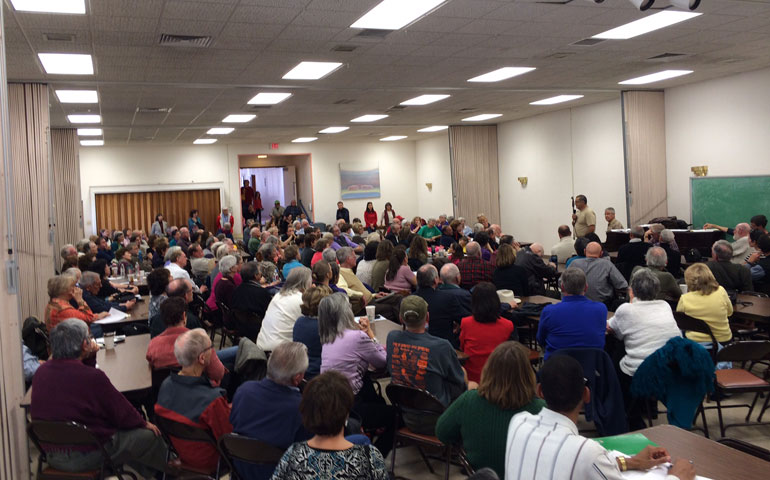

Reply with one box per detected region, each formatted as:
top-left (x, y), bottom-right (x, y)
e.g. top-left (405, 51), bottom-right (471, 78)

top-left (94, 307), bottom-right (128, 324)
top-left (607, 451), bottom-right (712, 480)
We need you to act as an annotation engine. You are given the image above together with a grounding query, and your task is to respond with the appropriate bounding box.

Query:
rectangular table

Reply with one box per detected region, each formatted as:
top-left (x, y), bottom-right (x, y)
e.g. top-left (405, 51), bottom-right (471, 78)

top-left (732, 294), bottom-right (770, 324)
top-left (605, 229), bottom-right (724, 256)
top-left (94, 297), bottom-right (150, 331)
top-left (638, 424), bottom-right (770, 480)
top-left (21, 334), bottom-right (152, 408)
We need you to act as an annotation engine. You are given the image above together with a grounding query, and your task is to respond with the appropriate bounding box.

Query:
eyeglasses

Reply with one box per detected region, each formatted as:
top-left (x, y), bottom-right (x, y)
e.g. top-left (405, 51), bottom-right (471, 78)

top-left (198, 345), bottom-right (214, 356)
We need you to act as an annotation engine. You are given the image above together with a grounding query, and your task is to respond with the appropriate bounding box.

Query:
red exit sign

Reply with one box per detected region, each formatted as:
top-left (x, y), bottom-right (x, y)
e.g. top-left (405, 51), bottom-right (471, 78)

top-left (270, 143), bottom-right (279, 150)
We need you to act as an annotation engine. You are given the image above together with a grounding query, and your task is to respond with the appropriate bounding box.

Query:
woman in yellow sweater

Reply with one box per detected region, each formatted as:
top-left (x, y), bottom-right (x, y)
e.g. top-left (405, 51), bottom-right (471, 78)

top-left (676, 263), bottom-right (733, 344)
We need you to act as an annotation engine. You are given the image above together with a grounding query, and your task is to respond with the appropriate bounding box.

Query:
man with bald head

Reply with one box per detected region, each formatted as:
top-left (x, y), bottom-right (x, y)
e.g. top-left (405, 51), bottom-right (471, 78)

top-left (730, 223), bottom-right (752, 263)
top-left (438, 263), bottom-right (472, 313)
top-left (551, 225), bottom-right (576, 263)
top-left (457, 241), bottom-right (494, 290)
top-left (570, 242), bottom-right (628, 306)
top-left (515, 242), bottom-right (557, 295)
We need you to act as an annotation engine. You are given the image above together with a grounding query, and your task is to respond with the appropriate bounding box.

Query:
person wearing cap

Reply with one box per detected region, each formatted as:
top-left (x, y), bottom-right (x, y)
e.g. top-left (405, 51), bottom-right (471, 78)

top-left (386, 295), bottom-right (469, 435)
top-left (271, 200), bottom-right (285, 225)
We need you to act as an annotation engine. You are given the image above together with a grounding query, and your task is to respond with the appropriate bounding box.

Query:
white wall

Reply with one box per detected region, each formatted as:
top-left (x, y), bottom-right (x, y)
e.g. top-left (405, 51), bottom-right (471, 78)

top-left (415, 135), bottom-right (454, 220)
top-left (665, 66), bottom-right (770, 223)
top-left (498, 98), bottom-right (626, 248)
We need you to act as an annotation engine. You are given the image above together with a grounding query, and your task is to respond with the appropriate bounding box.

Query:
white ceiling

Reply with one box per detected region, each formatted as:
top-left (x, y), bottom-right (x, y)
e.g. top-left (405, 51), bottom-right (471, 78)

top-left (4, 0), bottom-right (770, 145)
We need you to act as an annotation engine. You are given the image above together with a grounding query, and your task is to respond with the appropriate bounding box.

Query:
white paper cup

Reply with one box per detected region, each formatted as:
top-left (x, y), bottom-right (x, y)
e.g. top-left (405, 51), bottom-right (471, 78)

top-left (365, 305), bottom-right (376, 323)
top-left (104, 332), bottom-right (115, 349)
top-left (680, 284), bottom-right (688, 294)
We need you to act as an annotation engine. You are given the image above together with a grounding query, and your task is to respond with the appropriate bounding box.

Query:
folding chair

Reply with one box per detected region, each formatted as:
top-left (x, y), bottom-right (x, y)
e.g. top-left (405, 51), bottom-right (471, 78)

top-left (154, 416), bottom-right (227, 479)
top-left (215, 301), bottom-right (239, 349)
top-left (674, 312), bottom-right (719, 364)
top-left (230, 309), bottom-right (263, 342)
top-left (27, 420), bottom-right (137, 480)
top-left (217, 433), bottom-right (286, 480)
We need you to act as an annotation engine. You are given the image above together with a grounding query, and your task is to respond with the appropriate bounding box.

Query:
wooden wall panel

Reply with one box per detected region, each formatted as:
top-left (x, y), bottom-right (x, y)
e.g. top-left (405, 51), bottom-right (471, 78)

top-left (95, 189), bottom-right (221, 235)
top-left (623, 91), bottom-right (668, 226)
top-left (449, 125), bottom-right (501, 224)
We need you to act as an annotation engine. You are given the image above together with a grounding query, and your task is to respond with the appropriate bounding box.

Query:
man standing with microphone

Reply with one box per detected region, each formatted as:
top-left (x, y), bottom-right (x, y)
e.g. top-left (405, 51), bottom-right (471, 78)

top-left (572, 194), bottom-right (596, 238)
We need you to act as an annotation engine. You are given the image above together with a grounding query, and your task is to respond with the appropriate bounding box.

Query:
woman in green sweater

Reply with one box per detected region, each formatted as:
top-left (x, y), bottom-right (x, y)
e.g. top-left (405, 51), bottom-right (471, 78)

top-left (435, 341), bottom-right (545, 478)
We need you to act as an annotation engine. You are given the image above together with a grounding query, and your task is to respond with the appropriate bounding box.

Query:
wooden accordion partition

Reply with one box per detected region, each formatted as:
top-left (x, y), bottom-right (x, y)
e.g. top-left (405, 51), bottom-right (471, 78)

top-left (449, 125), bottom-right (501, 224)
top-left (94, 189), bottom-right (221, 235)
top-left (51, 129), bottom-right (84, 272)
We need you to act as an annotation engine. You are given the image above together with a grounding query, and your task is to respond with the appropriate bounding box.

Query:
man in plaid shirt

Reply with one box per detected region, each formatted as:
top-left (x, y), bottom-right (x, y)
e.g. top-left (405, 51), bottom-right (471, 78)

top-left (458, 242), bottom-right (494, 290)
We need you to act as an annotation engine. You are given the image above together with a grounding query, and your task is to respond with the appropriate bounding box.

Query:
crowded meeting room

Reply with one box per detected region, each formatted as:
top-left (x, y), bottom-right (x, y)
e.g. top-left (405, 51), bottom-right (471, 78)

top-left (3, 0), bottom-right (770, 479)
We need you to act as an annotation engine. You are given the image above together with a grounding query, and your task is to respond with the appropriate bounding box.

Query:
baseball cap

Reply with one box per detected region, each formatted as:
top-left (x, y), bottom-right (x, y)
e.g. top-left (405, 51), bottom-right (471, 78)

top-left (399, 295), bottom-right (427, 324)
top-left (274, 200), bottom-right (280, 204)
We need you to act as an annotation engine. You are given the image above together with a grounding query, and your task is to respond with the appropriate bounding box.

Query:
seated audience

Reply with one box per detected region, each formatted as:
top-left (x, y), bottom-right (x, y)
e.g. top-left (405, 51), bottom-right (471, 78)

top-left (631, 247), bottom-right (682, 302)
top-left (282, 245), bottom-right (303, 280)
top-left (458, 242), bottom-right (494, 290)
top-left (229, 261), bottom-right (273, 339)
top-left (505, 355), bottom-right (694, 480)
top-left (230, 342), bottom-right (312, 480)
top-left (309, 238), bottom-right (328, 267)
top-left (707, 240), bottom-right (753, 292)
top-left (370, 240), bottom-right (394, 291)
top-left (356, 240), bottom-right (379, 286)
top-left (605, 207), bottom-right (624, 231)
top-left (565, 237), bottom-right (589, 268)
top-left (319, 293), bottom-right (392, 456)
top-left (384, 248), bottom-right (416, 293)
top-left (460, 282), bottom-right (515, 383)
top-left (475, 231), bottom-right (494, 262)
top-left (439, 263), bottom-right (473, 311)
top-left (436, 342), bottom-right (545, 478)
top-left (257, 267), bottom-right (312, 352)
top-left (616, 225), bottom-right (651, 280)
top-left (658, 229), bottom-right (682, 276)
top-left (292, 285), bottom-right (333, 379)
top-left (146, 297), bottom-right (227, 386)
top-left (746, 234), bottom-right (770, 289)
top-left (300, 233), bottom-right (316, 267)
top-left (417, 218), bottom-right (442, 243)
top-left (677, 263), bottom-right (733, 345)
top-left (188, 242), bottom-right (213, 285)
top-left (570, 242), bottom-right (628, 305)
top-left (247, 227), bottom-right (261, 257)
top-left (337, 247), bottom-right (374, 314)
top-left (80, 271), bottom-right (135, 313)
top-left (415, 264), bottom-right (469, 346)
top-left (386, 295), bottom-right (468, 433)
top-left (271, 371), bottom-right (388, 480)
top-left (207, 252), bottom-right (243, 312)
top-left (608, 269), bottom-right (682, 429)
top-left (407, 236), bottom-right (429, 270)
top-left (492, 243), bottom-right (530, 296)
top-left (550, 225), bottom-right (576, 263)
top-left (213, 255), bottom-right (240, 308)
top-left (155, 329), bottom-right (232, 474)
top-left (31, 319), bottom-right (169, 477)
top-left (165, 246), bottom-right (207, 294)
top-left (537, 268), bottom-right (607, 360)
top-left (439, 225), bottom-right (455, 249)
top-left (165, 278), bottom-right (204, 333)
top-left (515, 243), bottom-right (557, 295)
top-left (44, 275), bottom-right (105, 331)
top-left (147, 268), bottom-right (171, 337)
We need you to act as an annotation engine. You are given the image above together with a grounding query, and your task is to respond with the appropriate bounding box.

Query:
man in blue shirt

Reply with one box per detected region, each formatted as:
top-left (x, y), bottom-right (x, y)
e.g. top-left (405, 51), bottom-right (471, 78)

top-left (537, 267), bottom-right (607, 360)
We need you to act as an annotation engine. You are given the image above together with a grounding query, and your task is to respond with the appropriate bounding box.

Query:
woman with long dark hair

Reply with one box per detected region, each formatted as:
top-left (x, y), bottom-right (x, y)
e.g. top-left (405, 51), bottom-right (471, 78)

top-left (363, 202), bottom-right (377, 233)
top-left (384, 248), bottom-right (416, 293)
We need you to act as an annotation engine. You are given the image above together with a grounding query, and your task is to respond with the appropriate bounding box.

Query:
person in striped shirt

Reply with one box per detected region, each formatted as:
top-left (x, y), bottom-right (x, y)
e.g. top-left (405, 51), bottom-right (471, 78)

top-left (504, 355), bottom-right (695, 480)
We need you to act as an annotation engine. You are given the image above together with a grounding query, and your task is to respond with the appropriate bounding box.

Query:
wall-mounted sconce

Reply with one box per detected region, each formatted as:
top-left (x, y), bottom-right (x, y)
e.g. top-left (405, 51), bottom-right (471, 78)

top-left (425, 182), bottom-right (433, 191)
top-left (517, 177), bottom-right (528, 187)
top-left (691, 166), bottom-right (708, 177)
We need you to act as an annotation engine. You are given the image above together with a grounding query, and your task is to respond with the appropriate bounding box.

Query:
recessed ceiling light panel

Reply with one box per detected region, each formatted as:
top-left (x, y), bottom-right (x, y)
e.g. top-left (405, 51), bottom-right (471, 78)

top-left (351, 0), bottom-right (446, 30)
top-left (11, 0), bottom-right (85, 14)
top-left (530, 95), bottom-right (584, 105)
top-left (417, 126), bottom-right (448, 133)
top-left (207, 127), bottom-right (235, 135)
top-left (319, 126), bottom-right (349, 134)
top-left (55, 90), bottom-right (98, 103)
top-left (80, 140), bottom-right (103, 146)
top-left (283, 61), bottom-right (342, 80)
top-left (194, 139), bottom-right (217, 145)
top-left (619, 69), bottom-right (693, 85)
top-left (67, 114), bottom-right (101, 124)
top-left (351, 114), bottom-right (388, 123)
top-left (400, 94), bottom-right (450, 106)
top-left (461, 114), bottom-right (502, 122)
top-left (292, 137), bottom-right (318, 143)
top-left (38, 53), bottom-right (94, 75)
top-left (247, 92), bottom-right (292, 105)
top-left (77, 128), bottom-right (102, 136)
top-left (592, 11), bottom-right (701, 40)
top-left (467, 67), bottom-right (536, 83)
top-left (380, 136), bottom-right (407, 142)
top-left (222, 114), bottom-right (256, 123)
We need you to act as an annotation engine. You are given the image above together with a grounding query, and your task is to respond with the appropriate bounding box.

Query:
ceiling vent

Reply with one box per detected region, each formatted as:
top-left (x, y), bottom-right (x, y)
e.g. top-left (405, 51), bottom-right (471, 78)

top-left (333, 99), bottom-right (356, 105)
top-left (544, 52), bottom-right (575, 59)
top-left (458, 107), bottom-right (478, 113)
top-left (387, 105), bottom-right (407, 112)
top-left (570, 38), bottom-right (606, 47)
top-left (647, 52), bottom-right (689, 61)
top-left (159, 34), bottom-right (212, 48)
top-left (332, 45), bottom-right (358, 52)
top-left (353, 29), bottom-right (390, 40)
top-left (44, 32), bottom-right (76, 42)
top-left (136, 107), bottom-right (172, 114)
top-left (245, 104), bottom-right (272, 111)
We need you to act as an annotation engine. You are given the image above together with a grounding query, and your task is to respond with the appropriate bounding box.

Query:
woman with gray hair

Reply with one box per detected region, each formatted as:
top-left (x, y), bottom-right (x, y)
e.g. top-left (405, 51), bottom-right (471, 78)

top-left (607, 268), bottom-right (681, 429)
top-left (257, 266), bottom-right (312, 352)
top-left (318, 292), bottom-right (393, 456)
top-left (206, 253), bottom-right (243, 312)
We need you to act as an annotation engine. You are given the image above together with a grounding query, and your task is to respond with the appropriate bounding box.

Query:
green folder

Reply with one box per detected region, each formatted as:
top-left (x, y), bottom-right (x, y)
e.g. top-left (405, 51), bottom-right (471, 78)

top-left (595, 433), bottom-right (658, 456)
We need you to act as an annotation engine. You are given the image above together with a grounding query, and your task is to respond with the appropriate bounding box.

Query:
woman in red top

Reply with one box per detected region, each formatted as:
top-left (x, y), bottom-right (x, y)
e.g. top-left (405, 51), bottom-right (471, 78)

top-left (254, 191), bottom-right (263, 225)
top-left (363, 202), bottom-right (377, 232)
top-left (459, 282), bottom-right (514, 383)
top-left (44, 275), bottom-right (108, 331)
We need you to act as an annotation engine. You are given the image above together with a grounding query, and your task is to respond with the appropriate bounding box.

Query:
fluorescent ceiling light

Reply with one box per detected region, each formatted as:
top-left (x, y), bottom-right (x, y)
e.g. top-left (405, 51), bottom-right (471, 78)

top-left (530, 95), bottom-right (584, 105)
top-left (417, 125), bottom-right (448, 133)
top-left (319, 126), bottom-right (349, 134)
top-left (77, 128), bottom-right (102, 136)
top-left (400, 94), bottom-right (450, 106)
top-left (80, 140), bottom-right (103, 147)
top-left (283, 61), bottom-right (342, 80)
top-left (38, 53), bottom-right (94, 75)
top-left (292, 137), bottom-right (318, 143)
top-left (467, 67), bottom-right (536, 83)
top-left (351, 114), bottom-right (388, 123)
top-left (351, 0), bottom-right (446, 30)
top-left (222, 114), bottom-right (256, 123)
top-left (380, 136), bottom-right (407, 142)
top-left (247, 92), bottom-right (292, 105)
top-left (207, 127), bottom-right (234, 135)
top-left (194, 139), bottom-right (217, 145)
top-left (55, 89), bottom-right (98, 103)
top-left (11, 0), bottom-right (85, 14)
top-left (67, 114), bottom-right (101, 124)
top-left (592, 11), bottom-right (701, 40)
top-left (461, 114), bottom-right (501, 122)
top-left (619, 69), bottom-right (693, 85)
top-left (257, 155), bottom-right (268, 159)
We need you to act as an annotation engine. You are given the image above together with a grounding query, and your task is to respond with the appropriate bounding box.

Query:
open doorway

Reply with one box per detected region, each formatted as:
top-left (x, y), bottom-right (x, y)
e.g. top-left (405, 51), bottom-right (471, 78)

top-left (238, 154), bottom-right (313, 224)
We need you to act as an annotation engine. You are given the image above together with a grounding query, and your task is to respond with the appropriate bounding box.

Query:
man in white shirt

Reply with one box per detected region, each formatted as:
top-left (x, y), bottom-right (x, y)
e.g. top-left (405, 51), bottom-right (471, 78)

top-left (730, 223), bottom-right (752, 263)
top-left (164, 246), bottom-right (207, 294)
top-left (550, 225), bottom-right (576, 263)
top-left (505, 355), bottom-right (695, 480)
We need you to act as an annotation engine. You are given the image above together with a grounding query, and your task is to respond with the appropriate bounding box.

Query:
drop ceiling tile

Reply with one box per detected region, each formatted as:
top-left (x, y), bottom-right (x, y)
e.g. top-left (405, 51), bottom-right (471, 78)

top-left (91, 0), bottom-right (164, 18)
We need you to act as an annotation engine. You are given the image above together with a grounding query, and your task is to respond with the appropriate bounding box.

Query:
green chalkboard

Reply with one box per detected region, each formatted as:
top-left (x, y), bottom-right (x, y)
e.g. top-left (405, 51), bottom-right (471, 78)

top-left (691, 176), bottom-right (770, 232)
